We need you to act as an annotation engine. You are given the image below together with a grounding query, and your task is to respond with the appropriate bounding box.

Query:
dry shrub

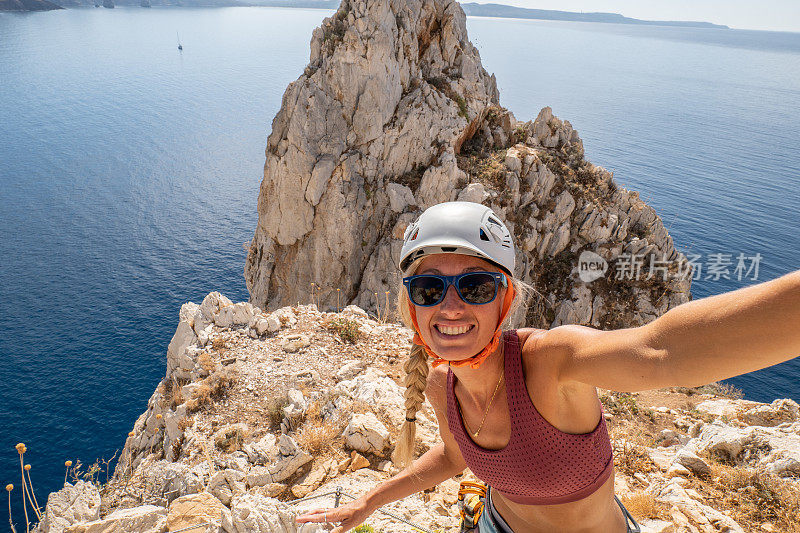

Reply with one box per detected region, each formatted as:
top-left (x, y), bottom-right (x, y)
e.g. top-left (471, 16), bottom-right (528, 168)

top-left (265, 396), bottom-right (290, 430)
top-left (157, 378), bottom-right (187, 409)
top-left (215, 426), bottom-right (244, 453)
top-left (211, 337), bottom-right (228, 355)
top-left (198, 352), bottom-right (217, 374)
top-left (705, 463), bottom-right (800, 530)
top-left (613, 440), bottom-right (656, 476)
top-left (186, 366), bottom-right (237, 414)
top-left (456, 149), bottom-right (508, 190)
top-left (620, 491), bottom-right (669, 522)
top-left (177, 416), bottom-right (194, 432)
top-left (171, 435), bottom-right (185, 459)
top-left (325, 317), bottom-right (361, 344)
top-left (601, 392), bottom-right (640, 418)
top-left (295, 417), bottom-right (343, 456)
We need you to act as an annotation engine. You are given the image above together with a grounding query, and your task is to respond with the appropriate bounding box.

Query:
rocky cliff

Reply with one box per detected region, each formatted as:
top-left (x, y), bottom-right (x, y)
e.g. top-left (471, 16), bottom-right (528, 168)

top-left (32, 297), bottom-right (800, 532)
top-left (244, 0), bottom-right (691, 330)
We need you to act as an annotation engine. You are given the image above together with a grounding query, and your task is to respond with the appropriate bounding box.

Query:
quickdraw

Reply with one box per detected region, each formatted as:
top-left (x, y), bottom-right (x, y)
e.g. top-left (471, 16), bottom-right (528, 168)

top-left (457, 480), bottom-right (487, 532)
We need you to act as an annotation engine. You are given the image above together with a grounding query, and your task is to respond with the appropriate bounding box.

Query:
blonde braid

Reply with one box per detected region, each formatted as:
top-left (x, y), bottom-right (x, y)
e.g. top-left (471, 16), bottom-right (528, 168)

top-left (390, 343), bottom-right (429, 470)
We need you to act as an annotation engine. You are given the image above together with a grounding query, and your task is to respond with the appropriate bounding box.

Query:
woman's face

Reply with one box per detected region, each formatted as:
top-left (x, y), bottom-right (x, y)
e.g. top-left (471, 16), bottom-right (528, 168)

top-left (410, 253), bottom-right (506, 362)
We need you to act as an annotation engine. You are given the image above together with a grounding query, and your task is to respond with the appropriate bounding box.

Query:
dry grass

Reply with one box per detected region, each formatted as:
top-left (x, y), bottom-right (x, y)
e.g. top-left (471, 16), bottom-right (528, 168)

top-left (613, 440), bottom-right (657, 476)
top-left (620, 491), bottom-right (670, 522)
top-left (295, 417), bottom-right (344, 457)
top-left (211, 337), bottom-right (228, 355)
top-left (157, 377), bottom-right (188, 410)
top-left (350, 399), bottom-right (373, 414)
top-left (198, 352), bottom-right (217, 375)
top-left (170, 435), bottom-right (185, 459)
top-left (186, 366), bottom-right (237, 414)
top-left (601, 392), bottom-right (648, 418)
top-left (456, 149), bottom-right (508, 190)
top-left (177, 416), bottom-right (194, 432)
top-left (697, 463), bottom-right (800, 531)
top-left (264, 396), bottom-right (290, 430)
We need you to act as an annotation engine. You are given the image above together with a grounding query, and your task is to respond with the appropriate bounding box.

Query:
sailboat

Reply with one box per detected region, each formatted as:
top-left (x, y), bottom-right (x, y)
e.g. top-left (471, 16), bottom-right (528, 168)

top-left (177, 31), bottom-right (183, 51)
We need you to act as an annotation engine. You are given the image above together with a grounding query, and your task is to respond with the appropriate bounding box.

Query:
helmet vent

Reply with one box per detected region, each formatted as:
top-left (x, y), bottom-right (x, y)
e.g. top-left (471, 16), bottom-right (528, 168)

top-left (440, 247), bottom-right (457, 252)
top-left (488, 216), bottom-right (502, 226)
top-left (479, 229), bottom-right (490, 242)
top-left (410, 228), bottom-right (419, 241)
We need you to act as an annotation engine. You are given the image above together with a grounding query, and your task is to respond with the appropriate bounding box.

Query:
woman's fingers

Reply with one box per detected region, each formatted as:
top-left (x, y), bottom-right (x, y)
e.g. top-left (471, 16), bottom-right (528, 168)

top-left (295, 507), bottom-right (331, 522)
top-left (295, 498), bottom-right (372, 532)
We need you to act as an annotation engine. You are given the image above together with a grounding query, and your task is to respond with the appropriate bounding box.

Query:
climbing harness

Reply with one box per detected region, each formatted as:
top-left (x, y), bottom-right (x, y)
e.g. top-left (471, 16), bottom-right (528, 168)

top-left (457, 480), bottom-right (488, 532)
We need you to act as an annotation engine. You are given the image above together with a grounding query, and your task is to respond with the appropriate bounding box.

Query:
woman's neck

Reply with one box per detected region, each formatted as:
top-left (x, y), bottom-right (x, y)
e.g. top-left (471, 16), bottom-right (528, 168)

top-left (449, 342), bottom-right (505, 408)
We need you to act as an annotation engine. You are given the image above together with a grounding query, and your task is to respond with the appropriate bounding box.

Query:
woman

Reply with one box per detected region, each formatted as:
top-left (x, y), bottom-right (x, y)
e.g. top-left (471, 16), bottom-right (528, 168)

top-left (296, 201), bottom-right (800, 532)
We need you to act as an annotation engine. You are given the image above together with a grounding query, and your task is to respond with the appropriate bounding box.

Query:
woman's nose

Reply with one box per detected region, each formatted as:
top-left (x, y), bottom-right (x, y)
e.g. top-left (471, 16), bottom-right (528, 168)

top-left (439, 285), bottom-right (465, 312)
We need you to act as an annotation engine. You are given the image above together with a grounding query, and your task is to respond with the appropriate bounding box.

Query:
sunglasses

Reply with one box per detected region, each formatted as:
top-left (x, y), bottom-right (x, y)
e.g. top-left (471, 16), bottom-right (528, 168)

top-left (402, 271), bottom-right (508, 307)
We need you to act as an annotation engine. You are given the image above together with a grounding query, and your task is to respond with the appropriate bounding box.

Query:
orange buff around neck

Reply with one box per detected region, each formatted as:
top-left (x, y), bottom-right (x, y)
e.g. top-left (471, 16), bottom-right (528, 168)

top-left (409, 280), bottom-right (516, 370)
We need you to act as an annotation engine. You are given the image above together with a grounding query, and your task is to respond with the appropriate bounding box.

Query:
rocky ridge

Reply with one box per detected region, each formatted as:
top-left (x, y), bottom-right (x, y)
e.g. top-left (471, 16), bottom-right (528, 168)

top-left (244, 0), bottom-right (692, 331)
top-left (33, 294), bottom-right (800, 533)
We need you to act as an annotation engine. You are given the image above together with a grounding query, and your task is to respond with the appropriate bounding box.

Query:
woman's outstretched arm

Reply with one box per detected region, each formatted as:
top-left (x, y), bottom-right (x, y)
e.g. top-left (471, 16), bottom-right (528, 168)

top-left (549, 269), bottom-right (800, 392)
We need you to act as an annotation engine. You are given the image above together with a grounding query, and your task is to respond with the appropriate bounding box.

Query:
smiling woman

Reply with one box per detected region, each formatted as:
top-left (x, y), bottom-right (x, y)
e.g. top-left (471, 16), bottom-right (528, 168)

top-left (294, 201), bottom-right (800, 533)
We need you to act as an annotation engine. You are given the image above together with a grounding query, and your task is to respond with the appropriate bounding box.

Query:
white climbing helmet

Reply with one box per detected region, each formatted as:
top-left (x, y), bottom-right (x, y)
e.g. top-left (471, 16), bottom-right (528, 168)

top-left (399, 201), bottom-right (515, 275)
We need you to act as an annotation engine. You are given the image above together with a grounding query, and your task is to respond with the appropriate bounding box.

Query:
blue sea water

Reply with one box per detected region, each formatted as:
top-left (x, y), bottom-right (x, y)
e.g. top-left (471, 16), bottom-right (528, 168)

top-left (0, 6), bottom-right (798, 525)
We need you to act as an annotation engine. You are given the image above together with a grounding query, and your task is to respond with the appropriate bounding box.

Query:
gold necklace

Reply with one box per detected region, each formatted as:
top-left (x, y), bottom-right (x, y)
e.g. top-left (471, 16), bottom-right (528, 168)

top-left (456, 360), bottom-right (504, 439)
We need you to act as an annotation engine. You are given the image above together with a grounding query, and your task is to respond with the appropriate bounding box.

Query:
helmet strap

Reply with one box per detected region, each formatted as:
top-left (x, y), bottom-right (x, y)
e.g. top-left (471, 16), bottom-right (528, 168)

top-left (409, 281), bottom-right (516, 370)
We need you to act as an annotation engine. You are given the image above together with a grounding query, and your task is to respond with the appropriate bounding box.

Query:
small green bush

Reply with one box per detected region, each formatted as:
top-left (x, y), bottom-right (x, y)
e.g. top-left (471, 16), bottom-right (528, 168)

top-left (326, 317), bottom-right (361, 344)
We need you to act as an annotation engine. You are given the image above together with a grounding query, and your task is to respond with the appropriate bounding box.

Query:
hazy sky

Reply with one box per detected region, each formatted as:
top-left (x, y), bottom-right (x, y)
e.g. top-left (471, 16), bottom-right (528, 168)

top-left (472, 1), bottom-right (800, 33)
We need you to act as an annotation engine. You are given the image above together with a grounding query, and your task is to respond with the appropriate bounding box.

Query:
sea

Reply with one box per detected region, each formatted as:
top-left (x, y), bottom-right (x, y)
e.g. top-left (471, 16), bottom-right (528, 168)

top-left (1, 6), bottom-right (799, 524)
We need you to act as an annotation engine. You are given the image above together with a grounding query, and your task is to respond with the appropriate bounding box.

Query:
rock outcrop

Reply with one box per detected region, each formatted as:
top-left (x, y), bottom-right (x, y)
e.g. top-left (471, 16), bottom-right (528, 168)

top-left (244, 0), bottom-right (692, 330)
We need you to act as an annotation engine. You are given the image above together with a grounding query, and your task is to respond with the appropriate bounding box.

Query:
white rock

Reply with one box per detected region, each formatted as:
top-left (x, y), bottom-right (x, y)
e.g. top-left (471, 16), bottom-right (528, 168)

top-left (343, 412), bottom-right (391, 455)
top-left (457, 182), bottom-right (490, 203)
top-left (341, 305), bottom-right (368, 318)
top-left (66, 504), bottom-right (167, 533)
top-left (657, 479), bottom-right (744, 532)
top-left (694, 398), bottom-right (757, 419)
top-left (244, 433), bottom-right (279, 465)
top-left (224, 492), bottom-right (326, 533)
top-left (740, 398), bottom-right (800, 427)
top-left (386, 183), bottom-right (416, 213)
top-left (281, 333), bottom-right (310, 353)
top-left (192, 292), bottom-right (233, 336)
top-left (166, 321), bottom-right (198, 379)
top-left (335, 360), bottom-right (366, 382)
top-left (334, 368), bottom-right (405, 425)
top-left (269, 435), bottom-right (313, 482)
top-left (208, 469), bottom-right (246, 507)
top-left (215, 302), bottom-right (256, 329)
top-left (673, 448), bottom-right (710, 476)
top-left (37, 481), bottom-right (101, 533)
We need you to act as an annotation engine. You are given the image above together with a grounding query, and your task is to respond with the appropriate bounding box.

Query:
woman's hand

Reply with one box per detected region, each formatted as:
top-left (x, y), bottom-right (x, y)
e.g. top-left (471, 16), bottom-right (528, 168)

top-left (294, 496), bottom-right (375, 533)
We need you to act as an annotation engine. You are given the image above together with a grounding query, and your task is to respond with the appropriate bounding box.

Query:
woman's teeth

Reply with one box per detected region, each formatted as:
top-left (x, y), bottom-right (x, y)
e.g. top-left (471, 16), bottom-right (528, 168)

top-left (437, 325), bottom-right (472, 336)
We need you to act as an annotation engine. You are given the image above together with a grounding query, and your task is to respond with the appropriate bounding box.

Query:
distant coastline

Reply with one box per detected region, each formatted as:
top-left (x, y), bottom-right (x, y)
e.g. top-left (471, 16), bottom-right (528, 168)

top-left (0, 0), bottom-right (732, 29)
top-left (459, 3), bottom-right (728, 29)
top-left (240, 0), bottom-right (729, 30)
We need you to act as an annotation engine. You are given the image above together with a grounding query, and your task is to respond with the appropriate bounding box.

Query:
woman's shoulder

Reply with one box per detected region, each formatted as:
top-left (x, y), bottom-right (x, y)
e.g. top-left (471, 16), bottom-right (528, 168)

top-left (509, 327), bottom-right (551, 357)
